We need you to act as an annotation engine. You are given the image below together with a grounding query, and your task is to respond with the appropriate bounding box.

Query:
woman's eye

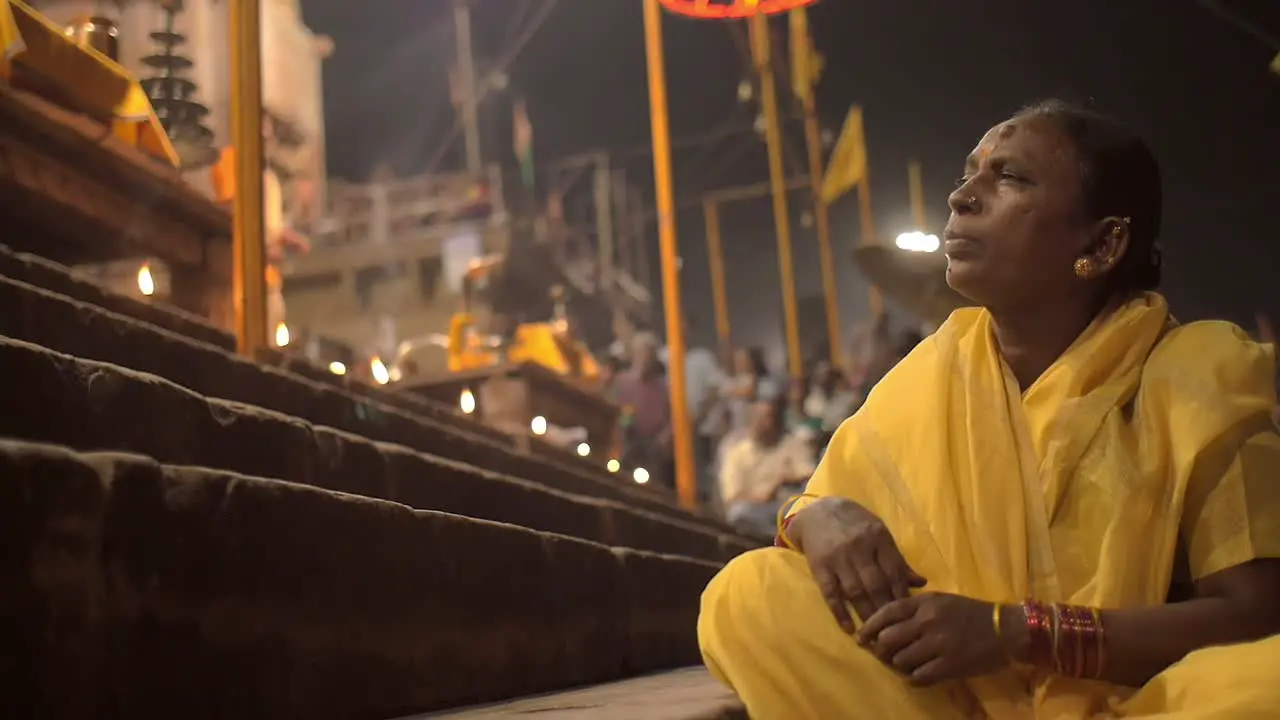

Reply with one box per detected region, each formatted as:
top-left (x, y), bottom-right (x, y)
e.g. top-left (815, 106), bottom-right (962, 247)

top-left (1000, 171), bottom-right (1021, 182)
top-left (954, 176), bottom-right (971, 188)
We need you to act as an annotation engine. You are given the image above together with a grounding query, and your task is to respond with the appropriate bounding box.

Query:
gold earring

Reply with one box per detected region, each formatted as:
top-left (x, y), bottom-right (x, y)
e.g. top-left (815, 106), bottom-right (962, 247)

top-left (1073, 257), bottom-right (1095, 279)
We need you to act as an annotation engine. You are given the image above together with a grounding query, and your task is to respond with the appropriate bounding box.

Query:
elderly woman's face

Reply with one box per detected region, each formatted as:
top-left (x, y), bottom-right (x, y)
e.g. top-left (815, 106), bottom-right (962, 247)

top-left (944, 116), bottom-right (1093, 310)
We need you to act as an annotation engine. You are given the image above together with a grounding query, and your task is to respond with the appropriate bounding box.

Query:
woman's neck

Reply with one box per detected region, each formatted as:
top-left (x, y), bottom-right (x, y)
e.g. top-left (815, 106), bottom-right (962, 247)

top-left (990, 296), bottom-right (1116, 391)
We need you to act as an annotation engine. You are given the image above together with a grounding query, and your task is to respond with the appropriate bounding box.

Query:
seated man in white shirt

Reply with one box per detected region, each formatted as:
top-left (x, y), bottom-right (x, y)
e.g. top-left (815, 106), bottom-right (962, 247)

top-left (718, 395), bottom-right (818, 538)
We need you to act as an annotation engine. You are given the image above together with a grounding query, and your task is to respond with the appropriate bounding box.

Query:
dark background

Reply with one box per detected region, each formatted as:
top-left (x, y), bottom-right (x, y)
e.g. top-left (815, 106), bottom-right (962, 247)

top-left (302, 0), bottom-right (1280, 362)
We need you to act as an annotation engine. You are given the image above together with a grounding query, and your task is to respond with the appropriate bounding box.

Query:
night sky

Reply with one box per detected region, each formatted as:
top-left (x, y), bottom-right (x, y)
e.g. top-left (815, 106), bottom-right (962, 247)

top-left (301, 0), bottom-right (1280, 361)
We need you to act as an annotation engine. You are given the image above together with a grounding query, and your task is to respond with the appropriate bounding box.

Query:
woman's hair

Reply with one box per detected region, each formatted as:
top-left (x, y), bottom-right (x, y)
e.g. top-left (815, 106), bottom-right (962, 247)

top-left (1014, 100), bottom-right (1163, 292)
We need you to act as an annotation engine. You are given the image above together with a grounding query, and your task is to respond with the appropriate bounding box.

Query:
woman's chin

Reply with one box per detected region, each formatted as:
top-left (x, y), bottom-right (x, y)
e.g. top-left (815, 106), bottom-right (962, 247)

top-left (944, 259), bottom-right (984, 301)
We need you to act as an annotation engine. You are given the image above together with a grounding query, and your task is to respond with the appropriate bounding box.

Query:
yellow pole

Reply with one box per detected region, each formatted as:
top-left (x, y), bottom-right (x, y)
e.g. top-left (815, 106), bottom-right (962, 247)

top-left (643, 0), bottom-right (696, 510)
top-left (908, 159), bottom-right (926, 229)
top-left (802, 100), bottom-right (841, 368)
top-left (229, 0), bottom-right (267, 357)
top-left (856, 121), bottom-right (882, 317)
top-left (749, 13), bottom-right (803, 380)
top-left (703, 200), bottom-right (731, 346)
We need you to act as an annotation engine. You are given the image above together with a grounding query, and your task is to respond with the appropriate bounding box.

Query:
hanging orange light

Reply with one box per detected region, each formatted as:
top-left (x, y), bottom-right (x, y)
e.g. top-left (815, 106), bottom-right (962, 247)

top-left (658, 0), bottom-right (819, 20)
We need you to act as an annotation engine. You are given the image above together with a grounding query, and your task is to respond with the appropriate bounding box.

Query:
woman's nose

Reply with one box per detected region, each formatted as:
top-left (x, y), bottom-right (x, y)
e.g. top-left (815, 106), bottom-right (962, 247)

top-left (947, 183), bottom-right (979, 215)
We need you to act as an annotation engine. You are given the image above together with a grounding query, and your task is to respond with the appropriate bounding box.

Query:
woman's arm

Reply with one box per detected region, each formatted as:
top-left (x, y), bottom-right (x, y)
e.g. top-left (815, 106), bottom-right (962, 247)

top-left (1003, 559), bottom-right (1280, 687)
top-left (1102, 559), bottom-right (1280, 686)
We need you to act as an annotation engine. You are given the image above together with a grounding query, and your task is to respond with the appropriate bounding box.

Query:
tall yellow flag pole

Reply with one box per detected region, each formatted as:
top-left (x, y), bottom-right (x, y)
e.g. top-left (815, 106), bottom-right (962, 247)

top-left (824, 106), bottom-right (882, 318)
top-left (703, 200), bottom-right (732, 346)
top-left (750, 13), bottom-right (803, 380)
top-left (229, 0), bottom-right (267, 356)
top-left (643, 0), bottom-right (696, 510)
top-left (792, 8), bottom-right (841, 367)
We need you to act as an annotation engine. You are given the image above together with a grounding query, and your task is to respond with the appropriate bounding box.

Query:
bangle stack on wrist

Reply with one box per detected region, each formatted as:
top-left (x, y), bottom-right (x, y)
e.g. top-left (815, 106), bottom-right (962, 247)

top-left (1019, 599), bottom-right (1108, 679)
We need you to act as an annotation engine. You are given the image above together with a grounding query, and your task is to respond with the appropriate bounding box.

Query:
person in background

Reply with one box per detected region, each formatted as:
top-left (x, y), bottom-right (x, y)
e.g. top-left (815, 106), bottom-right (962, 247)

top-left (715, 345), bottom-right (779, 475)
top-left (718, 395), bottom-right (817, 538)
top-left (613, 332), bottom-right (673, 489)
top-left (680, 319), bottom-right (729, 504)
top-left (725, 346), bottom-right (777, 431)
top-left (785, 375), bottom-right (817, 433)
top-left (803, 361), bottom-right (859, 434)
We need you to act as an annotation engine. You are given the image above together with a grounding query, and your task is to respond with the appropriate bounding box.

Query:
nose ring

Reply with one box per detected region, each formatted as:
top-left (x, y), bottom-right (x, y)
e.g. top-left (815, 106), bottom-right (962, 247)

top-left (967, 196), bottom-right (978, 206)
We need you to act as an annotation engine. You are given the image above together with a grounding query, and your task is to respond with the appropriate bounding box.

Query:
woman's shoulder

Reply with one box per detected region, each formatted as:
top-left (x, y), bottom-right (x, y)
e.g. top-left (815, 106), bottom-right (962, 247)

top-left (1145, 320), bottom-right (1276, 393)
top-left (1139, 320), bottom-right (1277, 434)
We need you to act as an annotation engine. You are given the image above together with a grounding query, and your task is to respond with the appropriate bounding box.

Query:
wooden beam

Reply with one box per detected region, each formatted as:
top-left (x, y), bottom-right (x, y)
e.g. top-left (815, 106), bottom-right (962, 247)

top-left (696, 176), bottom-right (809, 205)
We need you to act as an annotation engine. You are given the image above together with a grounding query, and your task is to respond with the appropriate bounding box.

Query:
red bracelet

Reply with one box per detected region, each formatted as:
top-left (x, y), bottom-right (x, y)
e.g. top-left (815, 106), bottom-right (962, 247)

top-left (774, 515), bottom-right (795, 549)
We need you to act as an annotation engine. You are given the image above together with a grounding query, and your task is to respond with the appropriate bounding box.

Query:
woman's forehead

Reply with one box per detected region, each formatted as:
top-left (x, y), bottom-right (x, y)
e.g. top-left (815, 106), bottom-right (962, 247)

top-left (967, 117), bottom-right (1076, 170)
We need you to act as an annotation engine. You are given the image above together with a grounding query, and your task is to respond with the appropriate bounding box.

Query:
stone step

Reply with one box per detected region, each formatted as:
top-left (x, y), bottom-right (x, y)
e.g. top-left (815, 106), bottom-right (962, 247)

top-left (0, 438), bottom-right (718, 718)
top-left (0, 335), bottom-right (745, 562)
top-left (0, 243), bottom-right (234, 352)
top-left (419, 668), bottom-right (744, 720)
top-left (0, 239), bottom-right (642, 493)
top-left (0, 272), bottom-right (743, 540)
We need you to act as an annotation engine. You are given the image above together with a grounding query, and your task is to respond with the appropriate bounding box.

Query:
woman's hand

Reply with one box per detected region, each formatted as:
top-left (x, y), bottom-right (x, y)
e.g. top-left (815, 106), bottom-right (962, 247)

top-left (790, 497), bottom-right (927, 632)
top-left (856, 593), bottom-right (1010, 686)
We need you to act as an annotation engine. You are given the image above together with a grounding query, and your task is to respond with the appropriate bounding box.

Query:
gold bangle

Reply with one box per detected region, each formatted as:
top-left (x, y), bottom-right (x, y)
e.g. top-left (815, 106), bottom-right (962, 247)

top-left (775, 493), bottom-right (818, 551)
top-left (1092, 607), bottom-right (1107, 680)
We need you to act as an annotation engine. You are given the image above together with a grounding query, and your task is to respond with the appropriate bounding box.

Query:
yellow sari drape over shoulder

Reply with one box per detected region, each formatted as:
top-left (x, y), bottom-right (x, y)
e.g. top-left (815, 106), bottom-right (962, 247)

top-left (699, 293), bottom-right (1280, 719)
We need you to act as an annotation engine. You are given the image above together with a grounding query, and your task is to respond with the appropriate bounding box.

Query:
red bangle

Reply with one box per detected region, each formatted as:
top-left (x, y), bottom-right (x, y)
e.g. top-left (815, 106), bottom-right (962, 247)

top-left (774, 515), bottom-right (795, 549)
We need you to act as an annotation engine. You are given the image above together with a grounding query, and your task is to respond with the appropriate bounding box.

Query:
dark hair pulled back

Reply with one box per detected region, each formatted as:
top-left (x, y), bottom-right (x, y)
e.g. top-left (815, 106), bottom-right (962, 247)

top-left (1014, 100), bottom-right (1164, 292)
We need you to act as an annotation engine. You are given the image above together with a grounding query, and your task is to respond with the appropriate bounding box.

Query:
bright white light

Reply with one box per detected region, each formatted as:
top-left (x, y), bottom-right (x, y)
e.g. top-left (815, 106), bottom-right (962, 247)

top-left (894, 231), bottom-right (940, 253)
top-left (328, 361), bottom-right (347, 376)
top-left (370, 356), bottom-right (390, 385)
top-left (607, 458), bottom-right (621, 473)
top-left (531, 415), bottom-right (548, 436)
top-left (632, 467), bottom-right (650, 485)
top-left (137, 264), bottom-right (155, 296)
top-left (459, 389), bottom-right (476, 414)
top-left (576, 442), bottom-right (591, 457)
top-left (274, 322), bottom-right (290, 348)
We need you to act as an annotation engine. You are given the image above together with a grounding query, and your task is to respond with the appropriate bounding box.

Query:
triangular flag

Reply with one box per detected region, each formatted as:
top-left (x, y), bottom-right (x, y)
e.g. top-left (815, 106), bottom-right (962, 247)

top-left (821, 106), bottom-right (868, 204)
top-left (789, 7), bottom-right (823, 103)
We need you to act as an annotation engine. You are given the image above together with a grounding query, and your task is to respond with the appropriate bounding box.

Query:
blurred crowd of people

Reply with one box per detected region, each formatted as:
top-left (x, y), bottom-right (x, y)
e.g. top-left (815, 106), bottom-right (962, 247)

top-left (600, 315), bottom-right (927, 538)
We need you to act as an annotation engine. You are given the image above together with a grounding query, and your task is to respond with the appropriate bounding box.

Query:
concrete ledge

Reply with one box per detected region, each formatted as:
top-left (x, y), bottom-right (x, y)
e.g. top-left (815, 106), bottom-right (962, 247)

top-left (0, 274), bottom-right (746, 543)
top-left (0, 335), bottom-right (744, 562)
top-left (0, 439), bottom-right (720, 718)
top-left (421, 668), bottom-right (744, 720)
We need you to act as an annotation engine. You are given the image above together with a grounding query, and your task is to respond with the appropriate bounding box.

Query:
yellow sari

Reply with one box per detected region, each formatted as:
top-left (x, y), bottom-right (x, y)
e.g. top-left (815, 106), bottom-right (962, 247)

top-left (699, 293), bottom-right (1280, 719)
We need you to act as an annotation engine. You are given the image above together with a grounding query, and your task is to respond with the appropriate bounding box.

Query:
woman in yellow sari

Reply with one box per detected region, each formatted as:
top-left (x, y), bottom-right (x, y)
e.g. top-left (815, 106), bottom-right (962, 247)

top-left (698, 100), bottom-right (1280, 719)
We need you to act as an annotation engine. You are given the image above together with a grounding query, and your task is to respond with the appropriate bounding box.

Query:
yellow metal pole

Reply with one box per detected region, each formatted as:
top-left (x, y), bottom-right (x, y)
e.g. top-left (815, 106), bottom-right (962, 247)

top-left (857, 127), bottom-right (882, 317)
top-left (643, 0), bottom-right (696, 510)
top-left (749, 13), bottom-right (803, 380)
top-left (802, 100), bottom-right (841, 368)
top-left (908, 159), bottom-right (926, 229)
top-left (703, 200), bottom-right (731, 346)
top-left (229, 0), bottom-right (267, 357)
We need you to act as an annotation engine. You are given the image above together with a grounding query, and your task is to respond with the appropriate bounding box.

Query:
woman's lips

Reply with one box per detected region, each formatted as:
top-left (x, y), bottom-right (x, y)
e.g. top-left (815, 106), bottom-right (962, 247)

top-left (943, 235), bottom-right (979, 259)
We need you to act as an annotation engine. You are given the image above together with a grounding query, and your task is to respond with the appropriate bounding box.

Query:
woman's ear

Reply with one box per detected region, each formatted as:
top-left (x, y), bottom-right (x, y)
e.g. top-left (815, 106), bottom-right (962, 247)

top-left (1088, 216), bottom-right (1132, 274)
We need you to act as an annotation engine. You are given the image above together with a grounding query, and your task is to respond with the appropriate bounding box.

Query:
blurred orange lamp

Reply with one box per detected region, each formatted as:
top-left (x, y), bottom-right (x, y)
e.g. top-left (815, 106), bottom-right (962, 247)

top-left (658, 0), bottom-right (818, 19)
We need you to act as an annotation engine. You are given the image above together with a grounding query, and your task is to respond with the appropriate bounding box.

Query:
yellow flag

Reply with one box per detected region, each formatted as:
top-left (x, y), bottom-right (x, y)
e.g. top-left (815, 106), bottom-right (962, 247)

top-left (789, 7), bottom-right (823, 103)
top-left (821, 106), bottom-right (868, 204)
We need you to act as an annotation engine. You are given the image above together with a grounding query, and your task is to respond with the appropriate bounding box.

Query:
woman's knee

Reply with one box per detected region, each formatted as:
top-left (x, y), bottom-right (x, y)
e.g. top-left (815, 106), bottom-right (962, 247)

top-left (699, 549), bottom-right (802, 670)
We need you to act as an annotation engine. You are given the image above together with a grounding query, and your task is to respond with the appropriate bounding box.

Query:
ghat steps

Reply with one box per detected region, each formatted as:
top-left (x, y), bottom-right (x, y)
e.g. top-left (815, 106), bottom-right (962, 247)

top-left (0, 242), bottom-right (746, 718)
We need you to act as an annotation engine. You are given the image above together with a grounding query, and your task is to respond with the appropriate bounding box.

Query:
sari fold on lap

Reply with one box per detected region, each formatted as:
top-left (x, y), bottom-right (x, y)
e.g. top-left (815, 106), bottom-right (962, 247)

top-left (699, 293), bottom-right (1280, 718)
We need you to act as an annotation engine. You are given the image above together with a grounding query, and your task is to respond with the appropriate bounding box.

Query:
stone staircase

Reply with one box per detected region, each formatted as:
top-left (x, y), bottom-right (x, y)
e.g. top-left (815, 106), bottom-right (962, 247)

top-left (0, 242), bottom-right (746, 719)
